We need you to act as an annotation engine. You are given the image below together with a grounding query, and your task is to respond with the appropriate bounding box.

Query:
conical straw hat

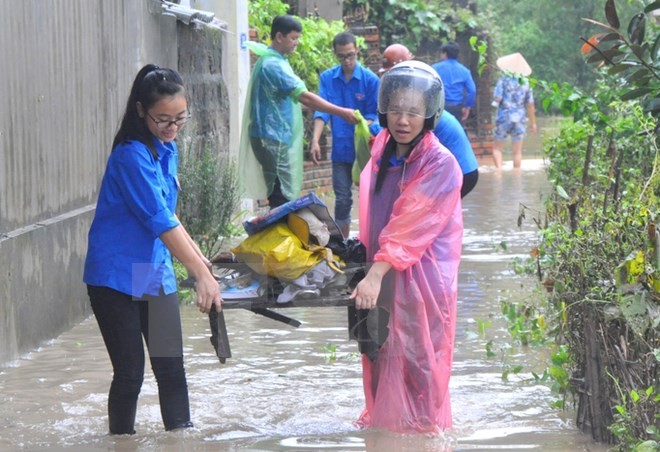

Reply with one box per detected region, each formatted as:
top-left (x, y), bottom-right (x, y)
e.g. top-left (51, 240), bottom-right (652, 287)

top-left (496, 52), bottom-right (532, 76)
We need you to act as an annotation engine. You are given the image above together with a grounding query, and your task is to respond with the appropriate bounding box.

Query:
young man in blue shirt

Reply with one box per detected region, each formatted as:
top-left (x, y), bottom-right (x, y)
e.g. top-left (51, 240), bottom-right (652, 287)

top-left (431, 41), bottom-right (477, 126)
top-left (310, 32), bottom-right (380, 237)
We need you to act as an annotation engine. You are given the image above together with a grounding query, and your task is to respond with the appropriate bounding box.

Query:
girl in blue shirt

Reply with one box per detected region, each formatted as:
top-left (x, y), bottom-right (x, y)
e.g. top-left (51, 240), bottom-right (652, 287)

top-left (83, 64), bottom-right (221, 434)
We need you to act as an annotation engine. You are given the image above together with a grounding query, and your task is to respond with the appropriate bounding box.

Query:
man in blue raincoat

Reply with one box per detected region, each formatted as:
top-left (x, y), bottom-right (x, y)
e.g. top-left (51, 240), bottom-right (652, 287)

top-left (239, 15), bottom-right (358, 209)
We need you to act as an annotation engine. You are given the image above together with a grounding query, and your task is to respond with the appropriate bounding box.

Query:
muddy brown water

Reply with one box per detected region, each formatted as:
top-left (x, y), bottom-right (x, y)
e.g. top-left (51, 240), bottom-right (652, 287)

top-left (0, 134), bottom-right (609, 451)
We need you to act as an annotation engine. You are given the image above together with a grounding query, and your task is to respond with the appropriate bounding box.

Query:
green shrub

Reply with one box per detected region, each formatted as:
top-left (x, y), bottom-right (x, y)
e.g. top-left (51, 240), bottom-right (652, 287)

top-left (177, 144), bottom-right (243, 259)
top-left (248, 0), bottom-right (348, 93)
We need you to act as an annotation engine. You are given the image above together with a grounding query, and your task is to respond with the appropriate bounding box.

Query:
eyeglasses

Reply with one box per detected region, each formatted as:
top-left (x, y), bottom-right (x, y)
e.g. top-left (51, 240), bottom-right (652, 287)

top-left (146, 111), bottom-right (191, 130)
top-left (335, 51), bottom-right (357, 61)
top-left (387, 110), bottom-right (424, 119)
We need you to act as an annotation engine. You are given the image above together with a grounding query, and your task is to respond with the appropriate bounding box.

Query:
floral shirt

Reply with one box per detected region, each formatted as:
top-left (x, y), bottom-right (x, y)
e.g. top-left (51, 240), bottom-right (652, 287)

top-left (494, 75), bottom-right (534, 123)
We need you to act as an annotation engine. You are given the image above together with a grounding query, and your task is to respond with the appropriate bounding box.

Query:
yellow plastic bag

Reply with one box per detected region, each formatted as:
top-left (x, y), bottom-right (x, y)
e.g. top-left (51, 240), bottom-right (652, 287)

top-left (231, 223), bottom-right (325, 281)
top-left (352, 110), bottom-right (371, 185)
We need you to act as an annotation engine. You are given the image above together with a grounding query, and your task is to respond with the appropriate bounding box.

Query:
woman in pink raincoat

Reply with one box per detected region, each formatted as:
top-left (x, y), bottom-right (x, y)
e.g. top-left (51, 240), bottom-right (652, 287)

top-left (351, 60), bottom-right (463, 434)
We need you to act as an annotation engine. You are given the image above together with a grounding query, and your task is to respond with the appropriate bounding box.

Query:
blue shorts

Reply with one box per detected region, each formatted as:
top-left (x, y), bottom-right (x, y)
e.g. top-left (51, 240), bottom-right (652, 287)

top-left (494, 118), bottom-right (526, 142)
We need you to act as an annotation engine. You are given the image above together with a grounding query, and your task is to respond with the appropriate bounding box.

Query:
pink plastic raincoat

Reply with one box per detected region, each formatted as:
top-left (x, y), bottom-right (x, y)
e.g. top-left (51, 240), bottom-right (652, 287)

top-left (357, 129), bottom-right (463, 434)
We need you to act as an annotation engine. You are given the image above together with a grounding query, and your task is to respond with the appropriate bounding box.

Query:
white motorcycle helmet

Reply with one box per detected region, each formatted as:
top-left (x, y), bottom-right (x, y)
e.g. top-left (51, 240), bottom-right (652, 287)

top-left (377, 60), bottom-right (445, 130)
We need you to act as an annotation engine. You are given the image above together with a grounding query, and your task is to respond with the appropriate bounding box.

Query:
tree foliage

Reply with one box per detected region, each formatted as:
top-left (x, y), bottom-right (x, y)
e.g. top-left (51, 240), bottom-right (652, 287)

top-left (528, 1), bottom-right (660, 448)
top-left (248, 0), bottom-right (346, 93)
top-left (474, 0), bottom-right (644, 91)
top-left (343, 0), bottom-right (480, 52)
top-left (580, 0), bottom-right (660, 117)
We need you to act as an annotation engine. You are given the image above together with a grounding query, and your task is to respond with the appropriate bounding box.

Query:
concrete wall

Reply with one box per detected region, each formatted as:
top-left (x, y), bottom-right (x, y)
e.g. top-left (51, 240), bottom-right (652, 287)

top-left (192, 0), bottom-right (250, 162)
top-left (294, 0), bottom-right (343, 21)
top-left (0, 0), bottom-right (180, 366)
top-left (177, 22), bottom-right (231, 158)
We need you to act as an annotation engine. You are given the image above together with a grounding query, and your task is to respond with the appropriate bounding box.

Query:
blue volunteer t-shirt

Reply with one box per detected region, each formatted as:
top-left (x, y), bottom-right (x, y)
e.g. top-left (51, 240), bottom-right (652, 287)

top-left (433, 110), bottom-right (478, 173)
top-left (313, 64), bottom-right (379, 163)
top-left (83, 138), bottom-right (181, 298)
top-left (432, 58), bottom-right (476, 107)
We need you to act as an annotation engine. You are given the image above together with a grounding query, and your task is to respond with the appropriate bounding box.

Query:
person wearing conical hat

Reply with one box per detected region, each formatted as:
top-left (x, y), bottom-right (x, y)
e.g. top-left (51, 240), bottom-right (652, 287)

top-left (491, 53), bottom-right (537, 169)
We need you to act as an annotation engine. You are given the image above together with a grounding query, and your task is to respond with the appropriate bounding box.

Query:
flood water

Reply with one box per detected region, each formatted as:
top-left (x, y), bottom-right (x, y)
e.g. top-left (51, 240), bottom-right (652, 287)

top-left (0, 151), bottom-right (609, 450)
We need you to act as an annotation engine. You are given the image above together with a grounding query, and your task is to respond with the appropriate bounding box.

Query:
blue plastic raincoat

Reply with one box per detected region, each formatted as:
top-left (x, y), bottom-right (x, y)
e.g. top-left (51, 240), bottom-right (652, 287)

top-left (239, 42), bottom-right (307, 200)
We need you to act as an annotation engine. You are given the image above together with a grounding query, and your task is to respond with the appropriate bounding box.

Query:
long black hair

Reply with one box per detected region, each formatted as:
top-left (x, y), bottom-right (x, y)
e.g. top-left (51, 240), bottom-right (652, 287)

top-left (112, 64), bottom-right (185, 154)
top-left (374, 133), bottom-right (424, 193)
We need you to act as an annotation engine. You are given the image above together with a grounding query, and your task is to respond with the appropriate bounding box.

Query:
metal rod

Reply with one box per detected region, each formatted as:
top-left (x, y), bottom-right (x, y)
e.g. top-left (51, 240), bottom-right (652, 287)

top-left (220, 294), bottom-right (354, 310)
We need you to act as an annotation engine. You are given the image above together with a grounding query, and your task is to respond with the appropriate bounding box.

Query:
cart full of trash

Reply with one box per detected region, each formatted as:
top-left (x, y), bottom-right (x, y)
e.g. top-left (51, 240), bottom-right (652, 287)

top-left (180, 193), bottom-right (382, 364)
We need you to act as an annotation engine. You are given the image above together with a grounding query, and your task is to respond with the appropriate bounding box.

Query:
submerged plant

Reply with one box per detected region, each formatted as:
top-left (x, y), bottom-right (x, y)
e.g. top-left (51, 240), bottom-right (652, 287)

top-left (608, 379), bottom-right (660, 451)
top-left (322, 342), bottom-right (338, 364)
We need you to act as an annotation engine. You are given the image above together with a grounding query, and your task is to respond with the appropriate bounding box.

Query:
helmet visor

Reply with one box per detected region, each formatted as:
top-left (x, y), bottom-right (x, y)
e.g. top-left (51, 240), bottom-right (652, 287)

top-left (378, 65), bottom-right (443, 120)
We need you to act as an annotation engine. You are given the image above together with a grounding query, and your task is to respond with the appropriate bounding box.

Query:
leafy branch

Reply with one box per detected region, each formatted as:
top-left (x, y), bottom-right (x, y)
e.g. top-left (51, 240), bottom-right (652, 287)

top-left (580, 0), bottom-right (660, 115)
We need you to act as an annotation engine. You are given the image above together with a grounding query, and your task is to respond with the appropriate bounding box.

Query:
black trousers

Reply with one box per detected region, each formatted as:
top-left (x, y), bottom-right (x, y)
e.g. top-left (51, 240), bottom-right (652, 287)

top-left (268, 178), bottom-right (289, 209)
top-left (87, 285), bottom-right (192, 434)
top-left (461, 169), bottom-right (479, 198)
top-left (444, 104), bottom-right (465, 124)
top-left (250, 136), bottom-right (291, 209)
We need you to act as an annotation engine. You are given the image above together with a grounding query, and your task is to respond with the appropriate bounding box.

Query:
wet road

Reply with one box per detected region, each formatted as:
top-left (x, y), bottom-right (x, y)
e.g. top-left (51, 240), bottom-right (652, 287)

top-left (0, 159), bottom-right (608, 451)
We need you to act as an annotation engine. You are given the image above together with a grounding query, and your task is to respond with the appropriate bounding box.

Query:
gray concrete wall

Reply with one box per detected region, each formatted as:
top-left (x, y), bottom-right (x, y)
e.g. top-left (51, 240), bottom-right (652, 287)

top-left (0, 0), bottom-right (179, 365)
top-left (294, 0), bottom-right (343, 21)
top-left (194, 0), bottom-right (250, 162)
top-left (177, 23), bottom-right (231, 158)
